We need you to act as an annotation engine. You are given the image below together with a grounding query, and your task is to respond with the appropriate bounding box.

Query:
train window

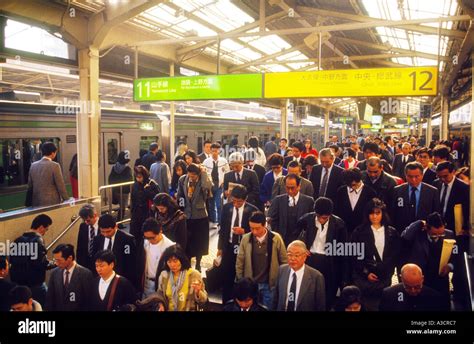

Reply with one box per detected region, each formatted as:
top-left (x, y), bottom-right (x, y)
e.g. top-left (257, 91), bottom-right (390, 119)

top-left (140, 136), bottom-right (159, 151)
top-left (107, 139), bottom-right (119, 165)
top-left (0, 138), bottom-right (61, 188)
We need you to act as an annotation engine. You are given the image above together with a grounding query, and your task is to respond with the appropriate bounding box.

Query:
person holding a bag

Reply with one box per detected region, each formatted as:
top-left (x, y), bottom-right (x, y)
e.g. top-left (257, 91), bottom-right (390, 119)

top-left (177, 163), bottom-right (212, 272)
top-left (154, 245), bottom-right (207, 311)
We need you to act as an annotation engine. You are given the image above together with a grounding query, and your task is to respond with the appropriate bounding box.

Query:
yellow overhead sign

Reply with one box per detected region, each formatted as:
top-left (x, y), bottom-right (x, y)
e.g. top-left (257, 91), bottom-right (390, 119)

top-left (264, 66), bottom-right (438, 98)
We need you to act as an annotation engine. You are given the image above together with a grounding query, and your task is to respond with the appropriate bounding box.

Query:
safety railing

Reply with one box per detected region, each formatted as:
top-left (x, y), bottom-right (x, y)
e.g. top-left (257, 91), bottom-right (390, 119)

top-left (46, 215), bottom-right (81, 252)
top-left (98, 181), bottom-right (134, 225)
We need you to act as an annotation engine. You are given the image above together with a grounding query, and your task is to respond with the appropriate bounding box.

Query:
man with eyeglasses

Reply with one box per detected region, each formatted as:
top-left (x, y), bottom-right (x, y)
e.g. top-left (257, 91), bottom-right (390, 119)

top-left (379, 263), bottom-right (442, 311)
top-left (137, 218), bottom-right (175, 298)
top-left (268, 174), bottom-right (314, 246)
top-left (296, 197), bottom-right (348, 310)
top-left (400, 212), bottom-right (456, 310)
top-left (274, 240), bottom-right (325, 311)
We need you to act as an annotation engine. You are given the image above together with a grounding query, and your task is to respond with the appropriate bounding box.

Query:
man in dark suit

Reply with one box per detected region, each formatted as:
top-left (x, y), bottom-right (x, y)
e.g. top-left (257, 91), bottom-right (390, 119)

top-left (91, 214), bottom-right (137, 287)
top-left (77, 204), bottom-right (100, 273)
top-left (284, 141), bottom-right (305, 168)
top-left (335, 167), bottom-right (376, 235)
top-left (140, 142), bottom-right (159, 171)
top-left (0, 256), bottom-right (16, 311)
top-left (264, 136), bottom-right (278, 158)
top-left (216, 185), bottom-right (258, 303)
top-left (357, 142), bottom-right (392, 173)
top-left (197, 139), bottom-right (212, 163)
top-left (309, 148), bottom-right (344, 204)
top-left (272, 160), bottom-right (314, 199)
top-left (275, 240), bottom-right (326, 311)
top-left (244, 151), bottom-right (266, 185)
top-left (89, 250), bottom-right (137, 311)
top-left (434, 161), bottom-right (470, 233)
top-left (391, 162), bottom-right (440, 234)
top-left (435, 161), bottom-right (470, 308)
top-left (416, 147), bottom-right (437, 186)
top-left (362, 156), bottom-right (397, 206)
top-left (296, 197), bottom-right (349, 309)
top-left (392, 142), bottom-right (416, 180)
top-left (379, 263), bottom-right (443, 311)
top-left (223, 152), bottom-right (260, 209)
top-left (400, 213), bottom-right (455, 310)
top-left (268, 174), bottom-right (314, 245)
top-left (46, 244), bottom-right (93, 311)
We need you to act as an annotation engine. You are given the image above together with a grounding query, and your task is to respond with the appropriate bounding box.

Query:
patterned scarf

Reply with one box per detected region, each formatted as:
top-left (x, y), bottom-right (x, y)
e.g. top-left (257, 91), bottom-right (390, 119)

top-left (170, 270), bottom-right (186, 311)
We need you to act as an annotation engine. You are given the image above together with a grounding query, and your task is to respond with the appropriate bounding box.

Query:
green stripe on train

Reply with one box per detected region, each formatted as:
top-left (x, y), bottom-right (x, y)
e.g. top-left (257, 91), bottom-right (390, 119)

top-left (0, 185), bottom-right (73, 212)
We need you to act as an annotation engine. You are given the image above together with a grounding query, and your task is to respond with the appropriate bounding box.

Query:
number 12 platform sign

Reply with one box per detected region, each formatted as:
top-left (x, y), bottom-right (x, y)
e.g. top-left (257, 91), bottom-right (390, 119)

top-left (264, 66), bottom-right (438, 98)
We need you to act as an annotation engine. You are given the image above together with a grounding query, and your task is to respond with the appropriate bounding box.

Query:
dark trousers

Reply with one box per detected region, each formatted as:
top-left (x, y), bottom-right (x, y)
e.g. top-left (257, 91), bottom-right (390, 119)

top-left (221, 242), bottom-right (239, 304)
top-left (307, 253), bottom-right (337, 310)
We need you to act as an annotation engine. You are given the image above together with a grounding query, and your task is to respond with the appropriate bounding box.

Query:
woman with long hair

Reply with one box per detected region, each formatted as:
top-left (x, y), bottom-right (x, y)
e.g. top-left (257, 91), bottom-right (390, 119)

top-left (351, 198), bottom-right (400, 311)
top-left (152, 193), bottom-right (187, 250)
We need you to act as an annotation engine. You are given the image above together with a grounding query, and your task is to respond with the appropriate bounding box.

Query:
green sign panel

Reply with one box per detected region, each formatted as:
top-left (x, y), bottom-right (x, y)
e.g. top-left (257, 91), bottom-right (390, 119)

top-left (333, 116), bottom-right (354, 124)
top-left (134, 74), bottom-right (262, 101)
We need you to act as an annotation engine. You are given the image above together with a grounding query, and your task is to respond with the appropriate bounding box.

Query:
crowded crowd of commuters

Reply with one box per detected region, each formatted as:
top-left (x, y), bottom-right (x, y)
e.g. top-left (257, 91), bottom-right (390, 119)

top-left (2, 133), bottom-right (470, 312)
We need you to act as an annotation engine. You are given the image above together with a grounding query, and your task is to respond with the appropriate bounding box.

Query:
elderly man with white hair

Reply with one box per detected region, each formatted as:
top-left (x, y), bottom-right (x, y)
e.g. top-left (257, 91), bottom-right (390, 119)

top-left (274, 240), bottom-right (326, 311)
top-left (223, 151), bottom-right (260, 208)
top-left (392, 142), bottom-right (415, 180)
top-left (379, 263), bottom-right (443, 311)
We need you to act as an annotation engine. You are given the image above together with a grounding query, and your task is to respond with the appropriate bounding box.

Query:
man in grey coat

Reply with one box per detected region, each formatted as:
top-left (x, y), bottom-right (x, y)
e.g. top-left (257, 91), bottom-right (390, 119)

top-left (275, 240), bottom-right (326, 311)
top-left (28, 142), bottom-right (69, 207)
top-left (46, 244), bottom-right (93, 311)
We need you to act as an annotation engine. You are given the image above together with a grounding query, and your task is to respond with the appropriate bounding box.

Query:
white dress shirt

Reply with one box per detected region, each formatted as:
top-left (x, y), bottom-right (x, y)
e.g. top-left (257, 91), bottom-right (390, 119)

top-left (347, 160), bottom-right (356, 169)
top-left (319, 164), bottom-right (334, 187)
top-left (440, 177), bottom-right (455, 215)
top-left (371, 225), bottom-right (385, 259)
top-left (99, 271), bottom-right (116, 300)
top-left (229, 204), bottom-right (244, 243)
top-left (89, 222), bottom-right (99, 243)
top-left (286, 265), bottom-right (305, 310)
top-left (103, 232), bottom-right (117, 251)
top-left (145, 235), bottom-right (175, 279)
top-left (288, 192), bottom-right (300, 207)
top-left (347, 182), bottom-right (364, 210)
top-left (310, 217), bottom-right (329, 254)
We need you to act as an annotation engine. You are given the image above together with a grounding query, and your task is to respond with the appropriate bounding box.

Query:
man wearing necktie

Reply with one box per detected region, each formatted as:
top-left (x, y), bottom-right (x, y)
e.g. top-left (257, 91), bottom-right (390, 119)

top-left (216, 185), bottom-right (258, 303)
top-left (391, 162), bottom-right (440, 234)
top-left (268, 174), bottom-right (314, 245)
top-left (91, 214), bottom-right (137, 288)
top-left (392, 143), bottom-right (415, 180)
top-left (275, 241), bottom-right (325, 311)
top-left (77, 204), bottom-right (99, 273)
top-left (46, 244), bottom-right (93, 311)
top-left (400, 213), bottom-right (455, 310)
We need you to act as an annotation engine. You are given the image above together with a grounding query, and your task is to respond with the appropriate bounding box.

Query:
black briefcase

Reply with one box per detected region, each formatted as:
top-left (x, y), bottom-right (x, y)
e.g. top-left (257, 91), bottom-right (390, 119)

top-left (204, 264), bottom-right (223, 293)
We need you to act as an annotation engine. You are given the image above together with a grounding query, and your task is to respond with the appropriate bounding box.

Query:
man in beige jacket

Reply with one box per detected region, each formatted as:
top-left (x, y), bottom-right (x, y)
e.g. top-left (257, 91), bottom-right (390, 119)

top-left (236, 211), bottom-right (287, 310)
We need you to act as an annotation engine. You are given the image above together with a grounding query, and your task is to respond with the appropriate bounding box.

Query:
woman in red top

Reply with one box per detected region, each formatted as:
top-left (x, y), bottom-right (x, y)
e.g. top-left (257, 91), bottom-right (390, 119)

top-left (301, 139), bottom-right (319, 159)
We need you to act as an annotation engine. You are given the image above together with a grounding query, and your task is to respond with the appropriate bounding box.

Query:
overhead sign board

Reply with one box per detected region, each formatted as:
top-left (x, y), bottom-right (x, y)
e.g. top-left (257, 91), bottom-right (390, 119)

top-left (264, 66), bottom-right (438, 98)
top-left (134, 74), bottom-right (262, 101)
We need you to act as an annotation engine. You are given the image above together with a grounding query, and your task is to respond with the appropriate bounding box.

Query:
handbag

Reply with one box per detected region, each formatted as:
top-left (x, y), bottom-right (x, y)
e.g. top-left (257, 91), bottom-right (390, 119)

top-left (204, 264), bottom-right (223, 293)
